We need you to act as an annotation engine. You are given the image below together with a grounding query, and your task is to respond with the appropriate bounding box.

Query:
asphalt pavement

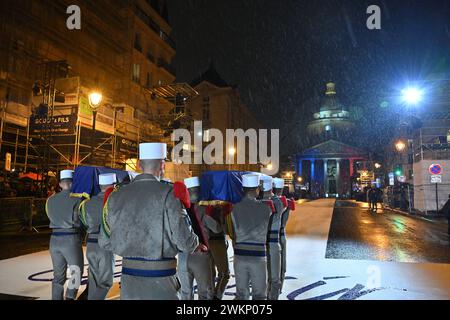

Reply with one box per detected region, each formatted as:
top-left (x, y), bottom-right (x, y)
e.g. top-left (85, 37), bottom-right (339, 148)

top-left (326, 200), bottom-right (450, 263)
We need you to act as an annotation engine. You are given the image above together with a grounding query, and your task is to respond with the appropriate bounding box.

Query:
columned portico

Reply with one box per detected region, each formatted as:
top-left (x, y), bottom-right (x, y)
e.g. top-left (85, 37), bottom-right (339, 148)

top-left (296, 140), bottom-right (368, 198)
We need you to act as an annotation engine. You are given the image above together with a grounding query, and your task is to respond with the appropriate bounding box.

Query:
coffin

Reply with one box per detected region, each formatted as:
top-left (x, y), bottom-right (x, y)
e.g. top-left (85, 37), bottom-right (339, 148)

top-left (199, 170), bottom-right (252, 204)
top-left (70, 166), bottom-right (130, 199)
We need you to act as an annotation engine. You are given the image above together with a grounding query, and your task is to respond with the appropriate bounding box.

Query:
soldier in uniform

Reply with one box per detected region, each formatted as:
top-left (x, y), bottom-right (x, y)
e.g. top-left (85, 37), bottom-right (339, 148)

top-left (178, 177), bottom-right (221, 300)
top-left (46, 169), bottom-right (84, 300)
top-left (279, 190), bottom-right (294, 293)
top-left (79, 173), bottom-right (116, 300)
top-left (208, 203), bottom-right (231, 300)
top-left (227, 174), bottom-right (272, 300)
top-left (261, 176), bottom-right (284, 300)
top-left (99, 142), bottom-right (202, 300)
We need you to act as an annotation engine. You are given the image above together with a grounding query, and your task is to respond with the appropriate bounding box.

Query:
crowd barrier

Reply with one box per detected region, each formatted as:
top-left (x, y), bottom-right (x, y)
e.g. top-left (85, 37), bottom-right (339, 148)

top-left (0, 197), bottom-right (49, 232)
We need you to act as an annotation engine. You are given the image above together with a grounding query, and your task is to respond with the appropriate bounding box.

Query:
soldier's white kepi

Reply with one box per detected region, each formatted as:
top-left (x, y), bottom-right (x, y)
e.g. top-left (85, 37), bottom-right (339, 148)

top-left (99, 173), bottom-right (117, 185)
top-left (261, 175), bottom-right (273, 191)
top-left (60, 169), bottom-right (74, 180)
top-left (139, 142), bottom-right (167, 160)
top-left (242, 174), bottom-right (260, 188)
top-left (273, 178), bottom-right (284, 189)
top-left (184, 176), bottom-right (200, 189)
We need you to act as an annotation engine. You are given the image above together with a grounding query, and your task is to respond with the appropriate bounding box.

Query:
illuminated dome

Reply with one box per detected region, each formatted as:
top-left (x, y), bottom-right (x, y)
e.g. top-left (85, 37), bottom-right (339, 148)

top-left (307, 82), bottom-right (355, 137)
top-left (320, 82), bottom-right (347, 112)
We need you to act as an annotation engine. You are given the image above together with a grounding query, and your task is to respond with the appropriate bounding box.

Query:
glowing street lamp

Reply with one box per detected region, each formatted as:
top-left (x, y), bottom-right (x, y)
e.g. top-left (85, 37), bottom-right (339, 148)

top-left (395, 140), bottom-right (406, 152)
top-left (228, 147), bottom-right (236, 170)
top-left (266, 163), bottom-right (273, 171)
top-left (374, 163), bottom-right (381, 169)
top-left (297, 176), bottom-right (302, 183)
top-left (88, 91), bottom-right (102, 109)
top-left (88, 91), bottom-right (102, 162)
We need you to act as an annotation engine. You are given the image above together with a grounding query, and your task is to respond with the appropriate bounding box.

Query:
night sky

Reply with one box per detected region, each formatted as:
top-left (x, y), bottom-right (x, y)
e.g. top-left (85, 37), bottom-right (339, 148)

top-left (167, 0), bottom-right (450, 157)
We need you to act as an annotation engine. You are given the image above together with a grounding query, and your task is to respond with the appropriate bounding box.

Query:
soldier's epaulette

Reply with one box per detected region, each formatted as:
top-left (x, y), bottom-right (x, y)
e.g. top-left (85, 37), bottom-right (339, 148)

top-left (103, 184), bottom-right (121, 206)
top-left (287, 198), bottom-right (296, 211)
top-left (261, 199), bottom-right (276, 213)
top-left (173, 181), bottom-right (191, 209)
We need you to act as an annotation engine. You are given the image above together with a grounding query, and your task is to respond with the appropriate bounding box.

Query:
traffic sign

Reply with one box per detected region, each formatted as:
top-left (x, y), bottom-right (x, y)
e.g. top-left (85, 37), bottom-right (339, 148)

top-left (429, 163), bottom-right (443, 175)
top-left (431, 175), bottom-right (442, 183)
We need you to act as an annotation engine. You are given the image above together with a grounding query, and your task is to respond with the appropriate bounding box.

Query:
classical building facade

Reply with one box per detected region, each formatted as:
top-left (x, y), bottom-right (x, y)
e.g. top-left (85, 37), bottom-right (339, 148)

top-left (297, 82), bottom-right (368, 198)
top-left (186, 64), bottom-right (262, 175)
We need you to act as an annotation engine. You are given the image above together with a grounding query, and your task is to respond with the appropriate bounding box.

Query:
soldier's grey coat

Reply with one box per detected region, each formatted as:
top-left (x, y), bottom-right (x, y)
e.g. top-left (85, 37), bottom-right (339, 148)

top-left (178, 205), bottom-right (220, 300)
top-left (46, 190), bottom-right (83, 300)
top-left (98, 174), bottom-right (199, 300)
top-left (231, 197), bottom-right (271, 300)
top-left (80, 191), bottom-right (114, 300)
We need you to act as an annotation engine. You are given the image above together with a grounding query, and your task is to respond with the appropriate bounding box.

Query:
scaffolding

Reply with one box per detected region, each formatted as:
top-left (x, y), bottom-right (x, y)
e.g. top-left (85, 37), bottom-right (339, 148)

top-left (1, 77), bottom-right (199, 177)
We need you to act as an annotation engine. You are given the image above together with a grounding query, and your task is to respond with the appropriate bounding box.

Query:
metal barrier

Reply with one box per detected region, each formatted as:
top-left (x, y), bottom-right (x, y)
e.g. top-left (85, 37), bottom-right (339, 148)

top-left (0, 197), bottom-right (49, 232)
top-left (383, 185), bottom-right (414, 213)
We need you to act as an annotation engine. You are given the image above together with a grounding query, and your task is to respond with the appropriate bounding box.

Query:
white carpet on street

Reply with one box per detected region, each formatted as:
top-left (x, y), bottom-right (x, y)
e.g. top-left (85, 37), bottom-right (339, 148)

top-left (0, 198), bottom-right (449, 299)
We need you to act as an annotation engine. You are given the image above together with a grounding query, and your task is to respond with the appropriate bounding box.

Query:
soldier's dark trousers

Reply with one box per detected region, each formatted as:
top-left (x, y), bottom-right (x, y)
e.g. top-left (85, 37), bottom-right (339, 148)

top-left (178, 251), bottom-right (213, 300)
top-left (86, 234), bottom-right (115, 300)
top-left (233, 255), bottom-right (267, 300)
top-left (279, 234), bottom-right (287, 292)
top-left (49, 231), bottom-right (84, 300)
top-left (267, 242), bottom-right (281, 300)
top-left (209, 239), bottom-right (230, 299)
top-left (120, 258), bottom-right (180, 300)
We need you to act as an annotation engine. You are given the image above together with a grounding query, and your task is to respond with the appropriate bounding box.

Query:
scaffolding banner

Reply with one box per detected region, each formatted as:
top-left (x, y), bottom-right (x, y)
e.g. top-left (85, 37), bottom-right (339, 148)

top-left (118, 137), bottom-right (138, 154)
top-left (29, 114), bottom-right (77, 134)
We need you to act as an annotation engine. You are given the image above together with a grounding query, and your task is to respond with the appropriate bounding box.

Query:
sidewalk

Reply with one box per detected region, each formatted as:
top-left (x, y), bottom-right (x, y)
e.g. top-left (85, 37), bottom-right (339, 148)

top-left (384, 206), bottom-right (448, 224)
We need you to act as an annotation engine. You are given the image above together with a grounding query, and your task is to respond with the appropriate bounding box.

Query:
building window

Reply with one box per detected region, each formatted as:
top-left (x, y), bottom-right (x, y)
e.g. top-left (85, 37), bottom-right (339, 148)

top-left (132, 64), bottom-right (140, 83)
top-left (146, 72), bottom-right (152, 87)
top-left (134, 33), bottom-right (142, 52)
top-left (147, 49), bottom-right (155, 63)
top-left (202, 96), bottom-right (210, 120)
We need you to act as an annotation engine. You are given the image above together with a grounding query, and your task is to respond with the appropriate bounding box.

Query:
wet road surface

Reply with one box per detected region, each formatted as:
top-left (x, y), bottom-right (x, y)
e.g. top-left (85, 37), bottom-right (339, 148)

top-left (326, 200), bottom-right (450, 263)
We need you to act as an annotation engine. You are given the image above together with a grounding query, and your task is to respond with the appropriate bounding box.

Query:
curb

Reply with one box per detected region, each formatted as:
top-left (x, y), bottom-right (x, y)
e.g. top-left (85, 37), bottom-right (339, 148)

top-left (384, 207), bottom-right (446, 224)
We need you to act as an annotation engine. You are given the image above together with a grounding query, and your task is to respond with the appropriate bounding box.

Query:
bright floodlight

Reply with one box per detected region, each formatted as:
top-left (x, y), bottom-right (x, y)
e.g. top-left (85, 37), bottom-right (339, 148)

top-left (401, 87), bottom-right (422, 105)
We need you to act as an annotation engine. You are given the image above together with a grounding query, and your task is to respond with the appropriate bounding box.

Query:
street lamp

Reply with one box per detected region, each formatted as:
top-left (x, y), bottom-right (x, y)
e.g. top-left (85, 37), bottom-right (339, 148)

top-left (228, 147), bottom-right (236, 170)
top-left (401, 87), bottom-right (422, 105)
top-left (88, 91), bottom-right (102, 163)
top-left (89, 91), bottom-right (102, 108)
top-left (374, 163), bottom-right (381, 169)
top-left (395, 140), bottom-right (406, 152)
top-left (297, 176), bottom-right (302, 183)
